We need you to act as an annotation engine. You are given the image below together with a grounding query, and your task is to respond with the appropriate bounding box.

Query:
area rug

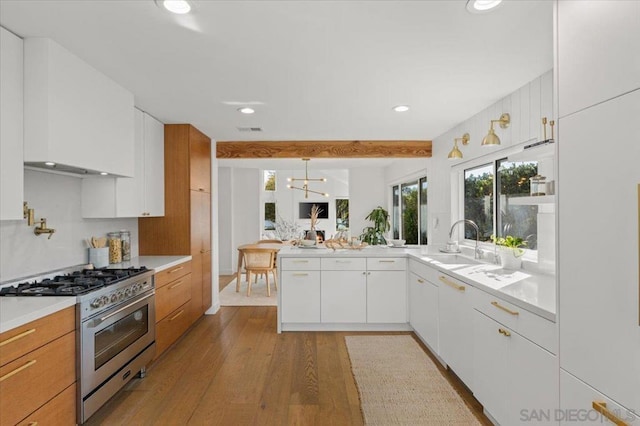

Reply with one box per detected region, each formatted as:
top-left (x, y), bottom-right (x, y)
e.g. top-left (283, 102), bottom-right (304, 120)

top-left (345, 335), bottom-right (481, 425)
top-left (219, 277), bottom-right (277, 306)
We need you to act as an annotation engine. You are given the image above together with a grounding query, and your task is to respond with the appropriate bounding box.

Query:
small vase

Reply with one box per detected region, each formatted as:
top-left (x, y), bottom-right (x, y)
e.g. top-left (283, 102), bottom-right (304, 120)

top-left (304, 230), bottom-right (317, 245)
top-left (499, 247), bottom-right (523, 270)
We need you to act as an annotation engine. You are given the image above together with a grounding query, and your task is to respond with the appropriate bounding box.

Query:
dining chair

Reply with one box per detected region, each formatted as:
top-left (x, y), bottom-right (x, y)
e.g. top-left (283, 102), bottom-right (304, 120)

top-left (240, 247), bottom-right (278, 296)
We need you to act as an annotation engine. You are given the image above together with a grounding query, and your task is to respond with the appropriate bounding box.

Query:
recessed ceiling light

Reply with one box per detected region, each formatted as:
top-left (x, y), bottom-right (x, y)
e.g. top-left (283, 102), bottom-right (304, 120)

top-left (45, 162), bottom-right (55, 166)
top-left (100, 172), bottom-right (109, 176)
top-left (158, 0), bottom-right (191, 15)
top-left (466, 0), bottom-right (503, 13)
top-left (238, 107), bottom-right (255, 114)
top-left (393, 105), bottom-right (410, 113)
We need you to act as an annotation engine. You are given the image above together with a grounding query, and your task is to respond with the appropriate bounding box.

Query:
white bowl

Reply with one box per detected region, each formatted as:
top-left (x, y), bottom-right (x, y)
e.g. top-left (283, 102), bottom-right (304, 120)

top-left (389, 239), bottom-right (406, 247)
top-left (300, 239), bottom-right (316, 247)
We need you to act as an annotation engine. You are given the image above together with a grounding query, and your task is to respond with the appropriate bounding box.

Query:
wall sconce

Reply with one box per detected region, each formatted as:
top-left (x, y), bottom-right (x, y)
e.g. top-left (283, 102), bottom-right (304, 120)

top-left (481, 113), bottom-right (510, 146)
top-left (448, 133), bottom-right (470, 159)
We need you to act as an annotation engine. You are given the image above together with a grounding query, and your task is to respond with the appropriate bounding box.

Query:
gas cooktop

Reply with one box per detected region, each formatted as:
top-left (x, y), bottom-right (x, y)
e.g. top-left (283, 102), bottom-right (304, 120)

top-left (0, 266), bottom-right (149, 296)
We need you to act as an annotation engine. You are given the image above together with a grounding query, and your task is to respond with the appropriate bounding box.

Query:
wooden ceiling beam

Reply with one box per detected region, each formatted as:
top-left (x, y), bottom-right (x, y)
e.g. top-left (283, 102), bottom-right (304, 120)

top-left (216, 140), bottom-right (432, 159)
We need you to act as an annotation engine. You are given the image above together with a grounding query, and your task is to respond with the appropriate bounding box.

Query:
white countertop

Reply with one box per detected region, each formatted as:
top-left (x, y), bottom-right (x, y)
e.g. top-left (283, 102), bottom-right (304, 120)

top-left (0, 255), bottom-right (192, 334)
top-left (278, 245), bottom-right (557, 321)
top-left (108, 255), bottom-right (192, 272)
top-left (0, 297), bottom-right (76, 334)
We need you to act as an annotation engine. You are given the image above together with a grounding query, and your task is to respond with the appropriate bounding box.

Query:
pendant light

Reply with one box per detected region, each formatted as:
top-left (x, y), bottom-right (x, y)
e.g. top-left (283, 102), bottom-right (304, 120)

top-left (287, 158), bottom-right (329, 199)
top-left (448, 133), bottom-right (470, 160)
top-left (481, 113), bottom-right (510, 146)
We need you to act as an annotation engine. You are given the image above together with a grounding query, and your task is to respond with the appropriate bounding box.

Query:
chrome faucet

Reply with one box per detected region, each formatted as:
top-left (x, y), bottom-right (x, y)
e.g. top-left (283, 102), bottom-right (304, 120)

top-left (448, 219), bottom-right (483, 259)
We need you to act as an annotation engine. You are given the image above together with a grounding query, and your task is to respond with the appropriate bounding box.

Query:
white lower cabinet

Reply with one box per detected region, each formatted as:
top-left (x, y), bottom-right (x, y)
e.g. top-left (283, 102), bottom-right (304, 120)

top-left (474, 310), bottom-right (558, 425)
top-left (438, 273), bottom-right (474, 388)
top-left (280, 270), bottom-right (320, 323)
top-left (321, 270), bottom-right (366, 323)
top-left (408, 272), bottom-right (439, 352)
top-left (560, 369), bottom-right (640, 425)
top-left (367, 270), bottom-right (406, 323)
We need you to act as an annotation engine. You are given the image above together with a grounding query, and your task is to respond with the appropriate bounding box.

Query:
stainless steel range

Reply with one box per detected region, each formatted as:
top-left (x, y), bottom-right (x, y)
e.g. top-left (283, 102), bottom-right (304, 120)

top-left (0, 265), bottom-right (156, 424)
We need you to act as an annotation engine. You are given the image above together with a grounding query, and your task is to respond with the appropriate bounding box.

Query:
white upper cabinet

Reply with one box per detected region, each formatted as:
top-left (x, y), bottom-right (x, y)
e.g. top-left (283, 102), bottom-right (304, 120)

top-left (0, 27), bottom-right (24, 220)
top-left (23, 37), bottom-right (134, 177)
top-left (557, 1), bottom-right (640, 117)
top-left (82, 109), bottom-right (164, 218)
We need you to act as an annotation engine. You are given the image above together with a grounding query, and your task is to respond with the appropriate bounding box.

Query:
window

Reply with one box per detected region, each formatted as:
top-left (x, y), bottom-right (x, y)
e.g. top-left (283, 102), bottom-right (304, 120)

top-left (335, 199), bottom-right (349, 230)
top-left (463, 159), bottom-right (538, 248)
top-left (264, 202), bottom-right (276, 230)
top-left (392, 176), bottom-right (427, 245)
top-left (264, 170), bottom-right (276, 191)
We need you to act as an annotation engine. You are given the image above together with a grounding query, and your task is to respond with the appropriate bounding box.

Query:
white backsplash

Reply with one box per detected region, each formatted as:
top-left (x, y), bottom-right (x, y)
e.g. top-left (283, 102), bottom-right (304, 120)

top-left (0, 169), bottom-right (138, 281)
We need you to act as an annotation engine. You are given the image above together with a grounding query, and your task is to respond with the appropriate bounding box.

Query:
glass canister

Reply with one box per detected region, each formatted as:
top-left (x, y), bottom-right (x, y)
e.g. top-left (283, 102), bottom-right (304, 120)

top-left (529, 175), bottom-right (547, 196)
top-left (107, 232), bottom-right (122, 264)
top-left (119, 230), bottom-right (131, 261)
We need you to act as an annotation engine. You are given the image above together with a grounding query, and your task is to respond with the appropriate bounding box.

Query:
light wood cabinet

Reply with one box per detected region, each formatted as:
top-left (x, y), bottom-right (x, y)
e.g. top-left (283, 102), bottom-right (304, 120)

top-left (24, 37), bottom-right (134, 176)
top-left (0, 27), bottom-right (24, 221)
top-left (437, 273), bottom-right (475, 388)
top-left (0, 306), bottom-right (76, 425)
top-left (154, 260), bottom-right (192, 359)
top-left (17, 383), bottom-right (76, 426)
top-left (82, 108), bottom-right (165, 218)
top-left (408, 271), bottom-right (439, 353)
top-left (155, 301), bottom-right (191, 356)
top-left (139, 124), bottom-right (212, 328)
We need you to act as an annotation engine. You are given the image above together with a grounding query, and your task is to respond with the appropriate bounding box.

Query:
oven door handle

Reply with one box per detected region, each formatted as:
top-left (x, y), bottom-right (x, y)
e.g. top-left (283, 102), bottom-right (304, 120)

top-left (89, 293), bottom-right (154, 328)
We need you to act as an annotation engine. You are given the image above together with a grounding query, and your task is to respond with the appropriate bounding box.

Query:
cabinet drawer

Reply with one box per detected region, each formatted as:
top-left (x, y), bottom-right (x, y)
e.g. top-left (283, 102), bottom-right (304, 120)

top-left (473, 290), bottom-right (557, 354)
top-left (17, 383), bottom-right (76, 426)
top-left (0, 331), bottom-right (75, 426)
top-left (559, 369), bottom-right (640, 425)
top-left (155, 301), bottom-right (191, 357)
top-left (321, 257), bottom-right (366, 271)
top-left (155, 261), bottom-right (192, 288)
top-left (413, 261), bottom-right (441, 283)
top-left (280, 257), bottom-right (320, 270)
top-left (156, 273), bottom-right (192, 321)
top-left (0, 306), bottom-right (75, 367)
top-left (366, 257), bottom-right (406, 271)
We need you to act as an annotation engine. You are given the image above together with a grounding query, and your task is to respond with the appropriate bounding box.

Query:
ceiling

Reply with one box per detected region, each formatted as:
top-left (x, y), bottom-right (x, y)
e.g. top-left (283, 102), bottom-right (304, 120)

top-left (0, 0), bottom-right (553, 166)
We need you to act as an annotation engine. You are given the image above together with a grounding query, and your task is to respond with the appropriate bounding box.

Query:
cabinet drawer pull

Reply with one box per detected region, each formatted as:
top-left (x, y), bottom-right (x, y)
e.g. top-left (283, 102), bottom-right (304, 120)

top-left (292, 273), bottom-right (309, 277)
top-left (199, 187), bottom-right (205, 192)
top-left (28, 422), bottom-right (38, 426)
top-left (200, 249), bottom-right (206, 253)
top-left (293, 260), bottom-right (309, 263)
top-left (379, 260), bottom-right (395, 263)
top-left (0, 359), bottom-right (37, 382)
top-left (592, 401), bottom-right (629, 426)
top-left (439, 276), bottom-right (465, 291)
top-left (491, 301), bottom-right (519, 316)
top-left (417, 279), bottom-right (425, 284)
top-left (335, 260), bottom-right (351, 263)
top-left (498, 328), bottom-right (511, 337)
top-left (168, 310), bottom-right (185, 321)
top-left (0, 328), bottom-right (36, 347)
top-left (168, 266), bottom-right (184, 274)
top-left (169, 280), bottom-right (184, 290)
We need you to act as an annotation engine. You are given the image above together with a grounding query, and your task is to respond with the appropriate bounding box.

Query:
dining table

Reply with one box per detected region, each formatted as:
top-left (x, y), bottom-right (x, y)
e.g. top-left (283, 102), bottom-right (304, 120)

top-left (236, 243), bottom-right (287, 291)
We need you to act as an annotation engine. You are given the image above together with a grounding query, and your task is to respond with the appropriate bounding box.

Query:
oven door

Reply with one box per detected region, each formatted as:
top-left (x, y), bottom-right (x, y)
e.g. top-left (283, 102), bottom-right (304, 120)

top-left (80, 291), bottom-right (156, 397)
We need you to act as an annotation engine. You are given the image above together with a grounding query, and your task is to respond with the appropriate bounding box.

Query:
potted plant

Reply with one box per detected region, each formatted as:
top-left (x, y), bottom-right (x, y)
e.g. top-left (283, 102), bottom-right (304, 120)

top-left (490, 235), bottom-right (527, 269)
top-left (360, 206), bottom-right (390, 245)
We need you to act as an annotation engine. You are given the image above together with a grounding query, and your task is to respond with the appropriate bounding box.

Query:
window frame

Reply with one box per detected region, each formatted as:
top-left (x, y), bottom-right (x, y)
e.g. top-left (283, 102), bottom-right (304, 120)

top-left (451, 143), bottom-right (539, 254)
top-left (390, 172), bottom-right (428, 246)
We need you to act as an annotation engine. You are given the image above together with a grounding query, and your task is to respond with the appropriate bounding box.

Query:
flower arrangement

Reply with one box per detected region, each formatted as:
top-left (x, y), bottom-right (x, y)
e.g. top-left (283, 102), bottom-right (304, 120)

top-left (273, 215), bottom-right (303, 241)
top-left (309, 204), bottom-right (323, 231)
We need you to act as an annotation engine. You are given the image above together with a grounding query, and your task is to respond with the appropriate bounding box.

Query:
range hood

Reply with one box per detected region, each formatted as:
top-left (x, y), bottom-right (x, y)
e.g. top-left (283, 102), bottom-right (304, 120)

top-left (23, 37), bottom-right (135, 178)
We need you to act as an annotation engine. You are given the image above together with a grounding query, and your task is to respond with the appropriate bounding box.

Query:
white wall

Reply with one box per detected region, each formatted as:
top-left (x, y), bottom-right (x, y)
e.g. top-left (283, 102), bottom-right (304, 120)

top-left (0, 169), bottom-right (138, 281)
top-left (217, 167), bottom-right (233, 275)
top-left (349, 167), bottom-right (387, 239)
top-left (383, 70), bottom-right (555, 271)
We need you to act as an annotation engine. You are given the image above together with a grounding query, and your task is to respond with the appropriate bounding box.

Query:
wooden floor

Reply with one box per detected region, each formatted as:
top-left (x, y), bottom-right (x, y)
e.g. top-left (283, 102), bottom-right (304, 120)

top-left (86, 291), bottom-right (491, 425)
